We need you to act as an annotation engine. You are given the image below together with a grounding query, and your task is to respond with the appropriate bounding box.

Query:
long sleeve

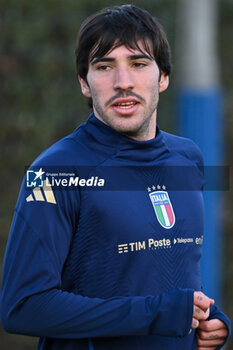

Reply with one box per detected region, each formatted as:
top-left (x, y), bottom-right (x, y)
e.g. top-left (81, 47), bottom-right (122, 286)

top-left (0, 177), bottom-right (194, 339)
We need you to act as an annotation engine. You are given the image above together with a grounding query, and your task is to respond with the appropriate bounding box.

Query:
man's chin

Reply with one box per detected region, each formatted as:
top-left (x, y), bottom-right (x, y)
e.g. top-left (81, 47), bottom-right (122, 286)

top-left (115, 125), bottom-right (146, 140)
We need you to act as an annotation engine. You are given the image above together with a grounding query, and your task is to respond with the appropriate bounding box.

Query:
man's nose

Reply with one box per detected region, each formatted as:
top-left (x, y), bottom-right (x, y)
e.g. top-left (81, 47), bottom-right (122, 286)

top-left (113, 67), bottom-right (134, 90)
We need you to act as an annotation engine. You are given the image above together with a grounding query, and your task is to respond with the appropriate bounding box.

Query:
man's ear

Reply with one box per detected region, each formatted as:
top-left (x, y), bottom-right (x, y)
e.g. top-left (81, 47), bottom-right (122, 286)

top-left (78, 76), bottom-right (91, 97)
top-left (159, 72), bottom-right (169, 93)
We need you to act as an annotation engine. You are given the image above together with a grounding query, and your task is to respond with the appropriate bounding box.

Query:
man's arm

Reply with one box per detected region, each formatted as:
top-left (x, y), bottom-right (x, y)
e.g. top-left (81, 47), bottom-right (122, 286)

top-left (0, 205), bottom-right (195, 339)
top-left (0, 174), bottom-right (195, 340)
top-left (0, 208), bottom-right (217, 341)
top-left (0, 173), bottom-right (221, 341)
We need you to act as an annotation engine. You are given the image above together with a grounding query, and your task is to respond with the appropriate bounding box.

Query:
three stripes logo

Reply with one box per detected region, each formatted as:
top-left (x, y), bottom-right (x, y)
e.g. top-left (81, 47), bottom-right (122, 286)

top-left (26, 178), bottom-right (56, 204)
top-left (148, 187), bottom-right (175, 229)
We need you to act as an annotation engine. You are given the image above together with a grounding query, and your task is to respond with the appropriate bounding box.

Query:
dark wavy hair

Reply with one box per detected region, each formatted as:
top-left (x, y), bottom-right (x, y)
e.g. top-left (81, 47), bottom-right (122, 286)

top-left (75, 4), bottom-right (172, 82)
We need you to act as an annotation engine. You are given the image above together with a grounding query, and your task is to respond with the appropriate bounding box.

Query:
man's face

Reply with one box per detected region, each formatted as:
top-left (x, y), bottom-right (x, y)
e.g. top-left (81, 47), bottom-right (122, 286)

top-left (79, 42), bottom-right (169, 141)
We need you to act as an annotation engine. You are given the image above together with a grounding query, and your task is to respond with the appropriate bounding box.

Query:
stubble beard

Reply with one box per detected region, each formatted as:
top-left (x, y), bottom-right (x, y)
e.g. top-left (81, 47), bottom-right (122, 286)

top-left (91, 88), bottom-right (159, 140)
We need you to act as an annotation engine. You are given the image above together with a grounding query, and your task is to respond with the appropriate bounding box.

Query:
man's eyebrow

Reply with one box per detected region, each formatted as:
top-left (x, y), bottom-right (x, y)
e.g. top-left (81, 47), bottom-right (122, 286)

top-left (128, 54), bottom-right (153, 61)
top-left (91, 54), bottom-right (153, 65)
top-left (91, 57), bottom-right (115, 65)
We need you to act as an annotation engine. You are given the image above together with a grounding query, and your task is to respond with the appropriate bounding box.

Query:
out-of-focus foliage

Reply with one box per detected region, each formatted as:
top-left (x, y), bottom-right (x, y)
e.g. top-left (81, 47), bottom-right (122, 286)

top-left (0, 0), bottom-right (232, 349)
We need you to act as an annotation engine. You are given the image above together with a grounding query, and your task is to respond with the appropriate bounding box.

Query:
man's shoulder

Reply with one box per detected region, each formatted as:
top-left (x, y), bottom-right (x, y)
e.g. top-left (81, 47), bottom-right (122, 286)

top-left (31, 123), bottom-right (90, 168)
top-left (161, 130), bottom-right (204, 165)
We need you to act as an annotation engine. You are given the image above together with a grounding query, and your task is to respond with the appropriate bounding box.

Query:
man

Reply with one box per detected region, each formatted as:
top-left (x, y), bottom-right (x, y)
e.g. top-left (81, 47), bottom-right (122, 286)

top-left (0, 5), bottom-right (230, 350)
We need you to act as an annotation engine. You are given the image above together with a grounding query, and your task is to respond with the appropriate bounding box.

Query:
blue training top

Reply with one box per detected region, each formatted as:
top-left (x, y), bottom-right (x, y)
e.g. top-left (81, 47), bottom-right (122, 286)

top-left (0, 114), bottom-right (231, 350)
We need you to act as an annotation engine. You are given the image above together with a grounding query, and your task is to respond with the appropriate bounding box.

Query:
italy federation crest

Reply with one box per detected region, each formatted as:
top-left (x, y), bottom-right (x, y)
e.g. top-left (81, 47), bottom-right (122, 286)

top-left (149, 190), bottom-right (175, 229)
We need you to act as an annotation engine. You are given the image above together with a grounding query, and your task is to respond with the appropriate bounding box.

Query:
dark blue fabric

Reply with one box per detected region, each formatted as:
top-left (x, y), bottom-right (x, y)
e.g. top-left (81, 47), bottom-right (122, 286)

top-left (0, 114), bottom-right (230, 349)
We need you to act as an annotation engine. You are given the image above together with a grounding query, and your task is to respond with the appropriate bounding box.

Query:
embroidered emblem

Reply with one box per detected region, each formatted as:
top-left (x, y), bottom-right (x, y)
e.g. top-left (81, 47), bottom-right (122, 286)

top-left (149, 188), bottom-right (175, 229)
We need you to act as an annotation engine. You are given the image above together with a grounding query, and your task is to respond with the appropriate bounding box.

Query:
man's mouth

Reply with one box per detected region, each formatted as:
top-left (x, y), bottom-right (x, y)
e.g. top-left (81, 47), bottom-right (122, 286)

top-left (110, 98), bottom-right (140, 115)
top-left (113, 101), bottom-right (138, 109)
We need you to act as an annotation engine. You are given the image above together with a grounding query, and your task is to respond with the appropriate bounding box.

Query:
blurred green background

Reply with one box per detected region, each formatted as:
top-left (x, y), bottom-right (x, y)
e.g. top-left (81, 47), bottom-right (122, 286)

top-left (0, 0), bottom-right (232, 349)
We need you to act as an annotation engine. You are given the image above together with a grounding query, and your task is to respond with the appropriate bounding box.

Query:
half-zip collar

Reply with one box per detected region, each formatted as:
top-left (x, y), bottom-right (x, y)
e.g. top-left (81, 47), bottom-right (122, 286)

top-left (83, 113), bottom-right (169, 163)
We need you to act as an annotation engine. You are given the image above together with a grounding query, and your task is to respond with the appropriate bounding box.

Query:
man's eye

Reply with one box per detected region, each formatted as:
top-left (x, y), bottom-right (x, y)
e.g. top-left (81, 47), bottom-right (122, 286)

top-left (133, 62), bottom-right (147, 68)
top-left (97, 65), bottom-right (111, 71)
